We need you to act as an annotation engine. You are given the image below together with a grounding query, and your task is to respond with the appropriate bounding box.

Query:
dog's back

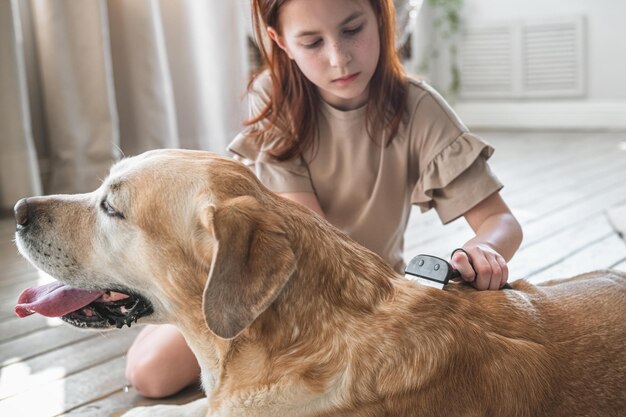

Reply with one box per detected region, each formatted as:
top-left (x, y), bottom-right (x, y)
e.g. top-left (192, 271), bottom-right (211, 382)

top-left (531, 270), bottom-right (626, 416)
top-left (327, 270), bottom-right (626, 417)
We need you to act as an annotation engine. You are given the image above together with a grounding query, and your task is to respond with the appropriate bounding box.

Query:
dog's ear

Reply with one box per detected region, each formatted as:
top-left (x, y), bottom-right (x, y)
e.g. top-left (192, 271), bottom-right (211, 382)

top-left (201, 195), bottom-right (296, 339)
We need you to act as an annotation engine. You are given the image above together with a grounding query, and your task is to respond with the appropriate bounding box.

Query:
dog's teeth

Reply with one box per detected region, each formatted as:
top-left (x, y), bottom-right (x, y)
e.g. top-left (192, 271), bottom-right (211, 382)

top-left (101, 291), bottom-right (130, 302)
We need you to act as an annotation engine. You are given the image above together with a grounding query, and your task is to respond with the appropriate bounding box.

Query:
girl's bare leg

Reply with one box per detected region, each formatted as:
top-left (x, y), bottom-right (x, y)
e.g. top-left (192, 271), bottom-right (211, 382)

top-left (125, 324), bottom-right (201, 398)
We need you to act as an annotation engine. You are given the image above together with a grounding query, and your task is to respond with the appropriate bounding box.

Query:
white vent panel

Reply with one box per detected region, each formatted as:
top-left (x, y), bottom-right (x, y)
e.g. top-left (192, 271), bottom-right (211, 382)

top-left (459, 26), bottom-right (514, 97)
top-left (460, 16), bottom-right (586, 99)
top-left (523, 20), bottom-right (584, 96)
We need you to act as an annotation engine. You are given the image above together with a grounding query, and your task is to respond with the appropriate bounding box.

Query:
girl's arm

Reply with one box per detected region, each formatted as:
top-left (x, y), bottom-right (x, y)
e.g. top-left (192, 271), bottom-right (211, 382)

top-left (280, 191), bottom-right (523, 291)
top-left (453, 192), bottom-right (523, 290)
top-left (279, 192), bottom-right (325, 217)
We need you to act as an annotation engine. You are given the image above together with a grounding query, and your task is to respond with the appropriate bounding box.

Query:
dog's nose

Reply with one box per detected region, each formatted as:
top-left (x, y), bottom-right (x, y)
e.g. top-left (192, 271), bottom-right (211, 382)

top-left (14, 198), bottom-right (30, 229)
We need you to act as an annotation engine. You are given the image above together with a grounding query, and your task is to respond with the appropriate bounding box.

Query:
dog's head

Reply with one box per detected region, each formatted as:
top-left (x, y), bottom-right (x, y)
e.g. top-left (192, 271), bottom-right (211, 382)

top-left (14, 150), bottom-right (296, 339)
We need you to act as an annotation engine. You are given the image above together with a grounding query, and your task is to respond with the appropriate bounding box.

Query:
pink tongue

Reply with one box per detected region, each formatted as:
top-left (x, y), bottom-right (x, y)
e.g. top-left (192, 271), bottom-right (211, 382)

top-left (15, 282), bottom-right (105, 318)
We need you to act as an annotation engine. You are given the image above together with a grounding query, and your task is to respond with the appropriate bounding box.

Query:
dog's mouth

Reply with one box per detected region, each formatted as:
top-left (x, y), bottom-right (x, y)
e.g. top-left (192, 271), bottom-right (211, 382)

top-left (15, 282), bottom-right (153, 329)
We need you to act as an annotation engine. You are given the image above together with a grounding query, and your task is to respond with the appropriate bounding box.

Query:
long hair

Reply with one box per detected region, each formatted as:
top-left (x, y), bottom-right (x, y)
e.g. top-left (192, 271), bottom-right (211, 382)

top-left (247, 0), bottom-right (407, 161)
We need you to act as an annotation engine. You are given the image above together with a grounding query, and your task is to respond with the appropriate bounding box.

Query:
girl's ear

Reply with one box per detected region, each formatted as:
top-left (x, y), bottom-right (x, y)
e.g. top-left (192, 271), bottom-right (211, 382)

top-left (267, 26), bottom-right (294, 60)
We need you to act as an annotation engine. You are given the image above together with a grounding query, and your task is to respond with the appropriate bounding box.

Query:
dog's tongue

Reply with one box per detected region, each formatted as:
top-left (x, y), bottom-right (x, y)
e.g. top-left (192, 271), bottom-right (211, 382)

top-left (15, 282), bottom-right (105, 318)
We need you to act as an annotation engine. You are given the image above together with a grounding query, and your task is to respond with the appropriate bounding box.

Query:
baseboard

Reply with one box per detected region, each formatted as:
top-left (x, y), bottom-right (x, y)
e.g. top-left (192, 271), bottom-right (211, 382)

top-left (454, 100), bottom-right (626, 130)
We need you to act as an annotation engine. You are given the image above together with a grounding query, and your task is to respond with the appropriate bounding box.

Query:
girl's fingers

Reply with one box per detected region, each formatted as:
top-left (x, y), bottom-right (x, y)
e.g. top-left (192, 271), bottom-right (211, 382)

top-left (451, 250), bottom-right (476, 283)
top-left (470, 251), bottom-right (493, 290)
top-left (497, 255), bottom-right (509, 288)
top-left (487, 257), bottom-right (502, 291)
top-left (451, 246), bottom-right (510, 290)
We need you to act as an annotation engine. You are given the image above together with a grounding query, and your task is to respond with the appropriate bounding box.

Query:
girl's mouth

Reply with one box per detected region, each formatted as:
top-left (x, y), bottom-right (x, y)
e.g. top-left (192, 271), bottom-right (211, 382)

top-left (333, 72), bottom-right (359, 85)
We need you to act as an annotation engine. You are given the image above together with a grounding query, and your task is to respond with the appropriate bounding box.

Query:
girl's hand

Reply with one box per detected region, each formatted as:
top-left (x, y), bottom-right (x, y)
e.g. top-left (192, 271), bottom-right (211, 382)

top-left (451, 244), bottom-right (509, 290)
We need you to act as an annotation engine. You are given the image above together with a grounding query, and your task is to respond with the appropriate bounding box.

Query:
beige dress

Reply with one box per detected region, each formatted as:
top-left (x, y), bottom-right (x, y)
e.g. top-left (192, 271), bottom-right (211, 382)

top-left (228, 73), bottom-right (502, 272)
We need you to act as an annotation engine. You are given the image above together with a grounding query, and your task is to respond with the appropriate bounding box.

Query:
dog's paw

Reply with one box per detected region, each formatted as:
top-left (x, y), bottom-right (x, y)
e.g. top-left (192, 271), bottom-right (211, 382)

top-left (120, 398), bottom-right (207, 417)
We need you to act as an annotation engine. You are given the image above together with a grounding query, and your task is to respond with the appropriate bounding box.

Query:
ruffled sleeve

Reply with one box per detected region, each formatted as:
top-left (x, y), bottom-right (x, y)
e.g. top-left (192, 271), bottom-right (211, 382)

top-left (411, 132), bottom-right (503, 224)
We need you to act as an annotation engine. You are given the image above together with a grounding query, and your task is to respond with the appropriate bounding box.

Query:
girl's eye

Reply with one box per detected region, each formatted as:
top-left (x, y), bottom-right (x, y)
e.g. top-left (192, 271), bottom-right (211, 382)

top-left (303, 39), bottom-right (322, 49)
top-left (101, 199), bottom-right (125, 219)
top-left (344, 24), bottom-right (363, 35)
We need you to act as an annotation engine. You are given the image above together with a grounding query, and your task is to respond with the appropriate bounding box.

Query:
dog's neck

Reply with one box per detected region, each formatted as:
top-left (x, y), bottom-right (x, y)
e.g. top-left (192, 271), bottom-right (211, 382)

top-left (175, 198), bottom-right (418, 415)
top-left (209, 204), bottom-right (405, 407)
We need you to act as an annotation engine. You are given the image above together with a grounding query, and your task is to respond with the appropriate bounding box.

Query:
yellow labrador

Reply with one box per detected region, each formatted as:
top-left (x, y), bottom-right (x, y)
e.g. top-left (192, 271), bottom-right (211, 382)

top-left (14, 150), bottom-right (626, 417)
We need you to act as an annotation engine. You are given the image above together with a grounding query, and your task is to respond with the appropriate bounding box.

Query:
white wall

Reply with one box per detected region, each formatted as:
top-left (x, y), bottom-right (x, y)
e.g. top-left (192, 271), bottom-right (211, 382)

top-left (462, 0), bottom-right (626, 100)
top-left (412, 0), bottom-right (626, 129)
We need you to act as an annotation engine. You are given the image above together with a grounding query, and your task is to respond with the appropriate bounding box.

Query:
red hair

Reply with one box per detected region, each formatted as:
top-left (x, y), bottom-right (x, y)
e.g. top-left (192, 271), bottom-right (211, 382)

top-left (247, 0), bottom-right (407, 161)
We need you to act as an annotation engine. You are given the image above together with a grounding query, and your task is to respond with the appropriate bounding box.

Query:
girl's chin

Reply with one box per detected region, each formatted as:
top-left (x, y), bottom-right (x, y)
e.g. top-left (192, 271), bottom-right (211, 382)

top-left (321, 88), bottom-right (369, 111)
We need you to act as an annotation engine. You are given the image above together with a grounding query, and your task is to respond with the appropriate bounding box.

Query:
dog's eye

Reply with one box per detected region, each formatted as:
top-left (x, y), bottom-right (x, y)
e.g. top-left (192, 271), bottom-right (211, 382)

top-left (100, 199), bottom-right (125, 219)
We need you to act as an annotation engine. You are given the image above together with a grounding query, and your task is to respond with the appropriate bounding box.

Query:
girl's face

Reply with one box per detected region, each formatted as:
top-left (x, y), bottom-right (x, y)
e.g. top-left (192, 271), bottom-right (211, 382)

top-left (268, 0), bottom-right (380, 111)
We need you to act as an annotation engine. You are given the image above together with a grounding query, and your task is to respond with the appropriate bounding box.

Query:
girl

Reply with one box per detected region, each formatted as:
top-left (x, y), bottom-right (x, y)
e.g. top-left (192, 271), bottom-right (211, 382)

top-left (126, 0), bottom-right (523, 398)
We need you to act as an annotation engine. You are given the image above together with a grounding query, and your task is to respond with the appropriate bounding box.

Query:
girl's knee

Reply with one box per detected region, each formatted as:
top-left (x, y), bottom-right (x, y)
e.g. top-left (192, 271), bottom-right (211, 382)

top-left (125, 325), bottom-right (199, 398)
top-left (126, 350), bottom-right (179, 398)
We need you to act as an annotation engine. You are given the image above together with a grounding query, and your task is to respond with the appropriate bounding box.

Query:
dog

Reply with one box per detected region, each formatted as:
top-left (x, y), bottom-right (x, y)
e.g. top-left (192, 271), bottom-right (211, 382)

top-left (13, 149), bottom-right (626, 417)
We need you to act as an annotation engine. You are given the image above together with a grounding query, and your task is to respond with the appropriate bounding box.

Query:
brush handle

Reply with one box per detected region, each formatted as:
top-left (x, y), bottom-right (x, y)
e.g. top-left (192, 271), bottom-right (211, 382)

top-left (406, 254), bottom-right (513, 290)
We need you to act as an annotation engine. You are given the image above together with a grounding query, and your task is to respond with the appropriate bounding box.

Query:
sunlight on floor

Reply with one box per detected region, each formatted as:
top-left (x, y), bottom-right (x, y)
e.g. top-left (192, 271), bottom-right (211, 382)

top-left (0, 362), bottom-right (66, 399)
top-left (0, 363), bottom-right (66, 416)
top-left (619, 141), bottom-right (626, 151)
top-left (0, 268), bottom-right (68, 415)
top-left (0, 361), bottom-right (32, 399)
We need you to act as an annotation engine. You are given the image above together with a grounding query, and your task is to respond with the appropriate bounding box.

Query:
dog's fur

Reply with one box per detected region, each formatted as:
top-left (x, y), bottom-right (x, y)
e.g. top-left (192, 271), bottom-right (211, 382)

top-left (15, 150), bottom-right (626, 417)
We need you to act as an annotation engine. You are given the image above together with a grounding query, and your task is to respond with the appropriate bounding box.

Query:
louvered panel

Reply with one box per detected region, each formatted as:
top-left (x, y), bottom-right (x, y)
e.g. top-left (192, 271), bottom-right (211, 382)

top-left (459, 16), bottom-right (586, 99)
top-left (523, 20), bottom-right (584, 97)
top-left (459, 26), bottom-right (514, 97)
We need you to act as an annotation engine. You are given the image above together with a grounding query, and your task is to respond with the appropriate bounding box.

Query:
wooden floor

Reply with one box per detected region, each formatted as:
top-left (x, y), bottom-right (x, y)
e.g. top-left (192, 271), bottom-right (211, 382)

top-left (1, 131), bottom-right (626, 417)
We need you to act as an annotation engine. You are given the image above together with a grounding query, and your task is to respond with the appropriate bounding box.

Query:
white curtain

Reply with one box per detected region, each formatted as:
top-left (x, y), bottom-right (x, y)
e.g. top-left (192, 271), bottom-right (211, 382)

top-left (1, 0), bottom-right (42, 207)
top-left (0, 0), bottom-right (250, 209)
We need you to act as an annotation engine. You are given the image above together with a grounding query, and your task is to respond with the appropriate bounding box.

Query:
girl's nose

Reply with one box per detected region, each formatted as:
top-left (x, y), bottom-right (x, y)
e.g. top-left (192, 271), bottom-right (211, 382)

top-left (328, 42), bottom-right (351, 67)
